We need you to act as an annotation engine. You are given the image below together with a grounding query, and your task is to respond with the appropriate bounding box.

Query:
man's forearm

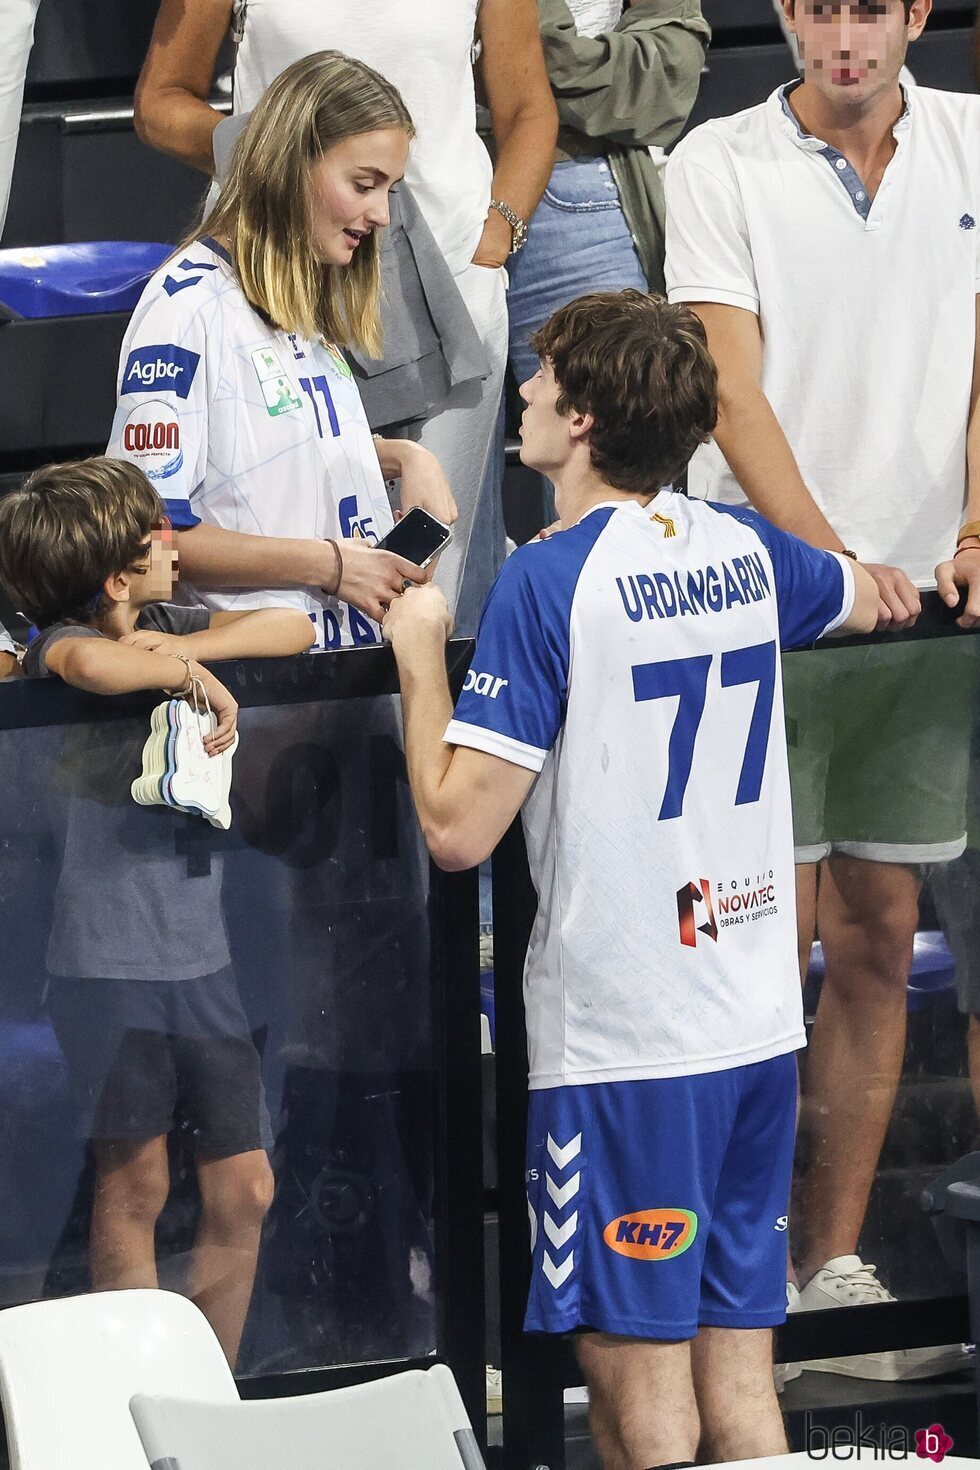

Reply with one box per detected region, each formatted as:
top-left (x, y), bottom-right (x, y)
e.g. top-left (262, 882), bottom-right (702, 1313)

top-left (714, 385), bottom-right (845, 550)
top-left (134, 88), bottom-right (222, 174)
top-left (176, 522), bottom-right (334, 591)
top-left (392, 629), bottom-right (458, 846)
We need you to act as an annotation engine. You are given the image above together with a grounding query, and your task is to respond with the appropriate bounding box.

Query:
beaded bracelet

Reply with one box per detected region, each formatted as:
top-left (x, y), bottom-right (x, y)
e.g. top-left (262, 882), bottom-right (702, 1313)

top-left (163, 654), bottom-right (195, 697)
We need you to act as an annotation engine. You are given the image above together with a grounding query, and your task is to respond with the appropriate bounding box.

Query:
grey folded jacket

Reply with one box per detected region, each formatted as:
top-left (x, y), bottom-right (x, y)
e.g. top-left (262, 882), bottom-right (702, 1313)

top-left (212, 110), bottom-right (489, 431)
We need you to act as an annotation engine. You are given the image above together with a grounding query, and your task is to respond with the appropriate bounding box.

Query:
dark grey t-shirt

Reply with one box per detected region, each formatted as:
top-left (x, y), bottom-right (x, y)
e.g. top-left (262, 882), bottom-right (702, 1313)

top-left (27, 604), bottom-right (232, 982)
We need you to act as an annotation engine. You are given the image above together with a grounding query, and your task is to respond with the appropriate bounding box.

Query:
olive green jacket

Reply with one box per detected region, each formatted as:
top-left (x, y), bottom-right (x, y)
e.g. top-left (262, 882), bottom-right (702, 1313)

top-left (538, 0), bottom-right (710, 291)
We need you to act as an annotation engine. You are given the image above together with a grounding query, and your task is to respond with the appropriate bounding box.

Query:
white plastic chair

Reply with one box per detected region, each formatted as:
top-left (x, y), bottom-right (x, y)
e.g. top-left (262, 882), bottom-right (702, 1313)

top-left (131, 1363), bottom-right (486, 1470)
top-left (0, 1290), bottom-right (238, 1470)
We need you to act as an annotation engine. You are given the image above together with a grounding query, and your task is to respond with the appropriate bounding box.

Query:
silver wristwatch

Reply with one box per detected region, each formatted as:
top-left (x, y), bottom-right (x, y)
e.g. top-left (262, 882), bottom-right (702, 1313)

top-left (489, 197), bottom-right (529, 254)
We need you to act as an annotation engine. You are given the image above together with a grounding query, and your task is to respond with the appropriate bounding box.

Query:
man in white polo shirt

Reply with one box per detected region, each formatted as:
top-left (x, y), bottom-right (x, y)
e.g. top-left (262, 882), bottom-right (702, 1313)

top-left (665, 0), bottom-right (980, 1378)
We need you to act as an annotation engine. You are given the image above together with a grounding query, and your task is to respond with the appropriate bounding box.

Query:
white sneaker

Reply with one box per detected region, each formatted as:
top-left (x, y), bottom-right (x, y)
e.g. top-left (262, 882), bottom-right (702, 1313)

top-left (774, 1282), bottom-right (803, 1392)
top-left (798, 1255), bottom-right (968, 1381)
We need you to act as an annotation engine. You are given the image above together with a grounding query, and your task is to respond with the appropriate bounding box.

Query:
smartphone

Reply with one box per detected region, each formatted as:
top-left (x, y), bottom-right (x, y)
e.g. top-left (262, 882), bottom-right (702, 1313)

top-left (374, 507), bottom-right (453, 570)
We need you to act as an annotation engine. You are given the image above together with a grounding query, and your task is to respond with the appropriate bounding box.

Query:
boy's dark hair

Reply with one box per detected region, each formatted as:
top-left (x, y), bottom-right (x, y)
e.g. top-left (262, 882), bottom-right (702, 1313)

top-left (530, 290), bottom-right (718, 494)
top-left (0, 457), bottom-right (164, 628)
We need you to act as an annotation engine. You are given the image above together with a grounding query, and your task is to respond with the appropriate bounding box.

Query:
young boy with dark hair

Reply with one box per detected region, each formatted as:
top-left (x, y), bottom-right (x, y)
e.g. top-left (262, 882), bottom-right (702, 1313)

top-left (0, 456), bottom-right (314, 1365)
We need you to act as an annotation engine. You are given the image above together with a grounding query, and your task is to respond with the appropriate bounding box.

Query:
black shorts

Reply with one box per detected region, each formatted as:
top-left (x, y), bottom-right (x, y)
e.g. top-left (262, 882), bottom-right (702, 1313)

top-left (47, 967), bottom-right (273, 1156)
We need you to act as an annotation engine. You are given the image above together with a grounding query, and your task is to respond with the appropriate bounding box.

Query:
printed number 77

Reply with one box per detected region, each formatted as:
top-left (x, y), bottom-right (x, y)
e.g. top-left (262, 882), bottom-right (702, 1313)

top-left (631, 641), bottom-right (776, 821)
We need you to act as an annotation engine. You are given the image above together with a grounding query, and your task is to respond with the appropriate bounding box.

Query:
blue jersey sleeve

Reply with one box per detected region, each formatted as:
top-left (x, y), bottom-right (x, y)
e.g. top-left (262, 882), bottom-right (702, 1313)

top-left (710, 503), bottom-right (854, 649)
top-left (446, 550), bottom-right (570, 770)
top-left (445, 511), bottom-right (612, 770)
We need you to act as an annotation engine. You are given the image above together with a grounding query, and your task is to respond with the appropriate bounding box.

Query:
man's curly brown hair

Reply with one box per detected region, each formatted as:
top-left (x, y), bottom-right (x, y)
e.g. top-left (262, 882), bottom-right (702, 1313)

top-left (529, 290), bottom-right (718, 494)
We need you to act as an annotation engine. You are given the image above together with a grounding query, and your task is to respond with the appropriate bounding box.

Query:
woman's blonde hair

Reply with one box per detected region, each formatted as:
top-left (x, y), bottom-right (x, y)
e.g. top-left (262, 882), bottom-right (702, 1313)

top-left (194, 51), bottom-right (414, 356)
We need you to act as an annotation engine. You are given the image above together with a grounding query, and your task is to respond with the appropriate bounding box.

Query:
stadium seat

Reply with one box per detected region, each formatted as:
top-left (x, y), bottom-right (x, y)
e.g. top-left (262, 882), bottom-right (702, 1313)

top-left (0, 243), bottom-right (170, 319)
top-left (0, 1290), bottom-right (237, 1470)
top-left (130, 1364), bottom-right (486, 1470)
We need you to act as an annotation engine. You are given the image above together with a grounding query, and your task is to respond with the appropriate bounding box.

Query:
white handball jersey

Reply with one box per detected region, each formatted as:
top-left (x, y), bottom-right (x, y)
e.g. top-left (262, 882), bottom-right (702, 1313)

top-left (108, 238), bottom-right (394, 649)
top-left (447, 495), bottom-right (854, 1088)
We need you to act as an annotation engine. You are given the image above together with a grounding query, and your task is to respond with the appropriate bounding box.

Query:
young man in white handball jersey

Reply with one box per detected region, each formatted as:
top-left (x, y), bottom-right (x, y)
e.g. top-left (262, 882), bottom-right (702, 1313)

top-left (383, 291), bottom-right (877, 1468)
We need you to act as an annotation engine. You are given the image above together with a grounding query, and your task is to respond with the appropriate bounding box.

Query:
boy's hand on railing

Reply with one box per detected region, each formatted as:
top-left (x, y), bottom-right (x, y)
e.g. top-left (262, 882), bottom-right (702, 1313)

top-left (936, 546), bottom-right (980, 630)
top-left (189, 664), bottom-right (238, 755)
top-left (120, 629), bottom-right (184, 654)
top-left (863, 563), bottom-right (921, 631)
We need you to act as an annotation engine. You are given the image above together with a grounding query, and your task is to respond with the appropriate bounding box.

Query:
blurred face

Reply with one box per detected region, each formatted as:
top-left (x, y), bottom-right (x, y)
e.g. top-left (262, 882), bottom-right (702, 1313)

top-left (307, 128), bottom-right (410, 266)
top-left (783, 0), bottom-right (929, 100)
top-left (135, 519), bottom-right (178, 604)
top-left (518, 360), bottom-right (573, 478)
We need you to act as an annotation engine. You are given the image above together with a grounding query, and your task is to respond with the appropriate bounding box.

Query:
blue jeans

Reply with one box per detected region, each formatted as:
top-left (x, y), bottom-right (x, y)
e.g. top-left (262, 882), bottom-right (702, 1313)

top-left (507, 157), bottom-right (648, 392)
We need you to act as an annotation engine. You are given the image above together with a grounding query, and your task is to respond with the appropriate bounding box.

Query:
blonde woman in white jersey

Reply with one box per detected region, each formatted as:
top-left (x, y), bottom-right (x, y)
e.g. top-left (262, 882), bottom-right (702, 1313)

top-left (135, 0), bottom-right (557, 631)
top-left (111, 51), bottom-right (455, 644)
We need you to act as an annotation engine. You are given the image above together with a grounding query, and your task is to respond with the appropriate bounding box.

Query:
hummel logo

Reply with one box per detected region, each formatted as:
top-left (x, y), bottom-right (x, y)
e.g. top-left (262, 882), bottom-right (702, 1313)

top-left (960, 214), bottom-right (976, 231)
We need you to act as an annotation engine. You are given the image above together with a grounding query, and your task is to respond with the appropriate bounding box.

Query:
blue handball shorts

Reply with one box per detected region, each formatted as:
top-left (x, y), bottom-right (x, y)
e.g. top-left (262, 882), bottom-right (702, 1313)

top-left (524, 1052), bottom-right (798, 1340)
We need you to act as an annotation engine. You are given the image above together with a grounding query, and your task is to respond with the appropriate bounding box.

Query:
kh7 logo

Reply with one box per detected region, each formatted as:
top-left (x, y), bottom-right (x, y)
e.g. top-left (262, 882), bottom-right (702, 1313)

top-left (603, 1208), bottom-right (698, 1261)
top-left (677, 878), bottom-right (717, 947)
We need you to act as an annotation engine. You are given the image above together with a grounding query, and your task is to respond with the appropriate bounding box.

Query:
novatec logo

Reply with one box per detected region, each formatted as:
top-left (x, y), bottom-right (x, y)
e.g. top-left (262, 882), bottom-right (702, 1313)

top-left (677, 878), bottom-right (717, 948)
top-left (123, 345), bottom-right (200, 399)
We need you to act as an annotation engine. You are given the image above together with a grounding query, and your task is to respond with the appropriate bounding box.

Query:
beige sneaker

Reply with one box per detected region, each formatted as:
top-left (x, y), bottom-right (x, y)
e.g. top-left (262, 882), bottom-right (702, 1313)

top-left (774, 1282), bottom-right (803, 1392)
top-left (798, 1255), bottom-right (968, 1381)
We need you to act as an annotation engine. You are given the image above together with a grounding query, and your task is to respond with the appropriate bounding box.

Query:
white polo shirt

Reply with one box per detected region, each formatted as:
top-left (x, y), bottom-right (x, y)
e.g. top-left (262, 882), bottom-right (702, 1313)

top-left (665, 84), bottom-right (980, 585)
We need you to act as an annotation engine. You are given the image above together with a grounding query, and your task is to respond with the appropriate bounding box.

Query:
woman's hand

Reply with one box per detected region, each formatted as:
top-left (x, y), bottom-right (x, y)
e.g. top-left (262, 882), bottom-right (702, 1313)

top-left (376, 439), bottom-right (458, 526)
top-left (396, 443), bottom-right (459, 526)
top-left (331, 539), bottom-right (427, 624)
top-left (471, 209), bottom-right (513, 269)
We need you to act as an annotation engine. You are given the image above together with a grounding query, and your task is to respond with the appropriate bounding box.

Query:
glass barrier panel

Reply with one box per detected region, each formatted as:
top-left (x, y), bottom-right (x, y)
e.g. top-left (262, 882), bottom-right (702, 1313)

top-left (0, 693), bottom-right (436, 1377)
top-left (785, 635), bottom-right (980, 1342)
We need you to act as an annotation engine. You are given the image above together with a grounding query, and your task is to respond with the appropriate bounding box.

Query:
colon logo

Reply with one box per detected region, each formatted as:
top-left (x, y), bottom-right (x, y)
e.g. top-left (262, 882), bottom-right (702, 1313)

top-left (603, 1208), bottom-right (698, 1261)
top-left (121, 403), bottom-right (183, 482)
top-left (677, 878), bottom-right (717, 947)
top-left (916, 1425), bottom-right (954, 1463)
top-left (123, 344), bottom-right (200, 399)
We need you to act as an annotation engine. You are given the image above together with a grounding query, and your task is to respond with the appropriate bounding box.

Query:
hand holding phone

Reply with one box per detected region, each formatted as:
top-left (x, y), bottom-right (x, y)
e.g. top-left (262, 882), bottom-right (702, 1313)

top-left (374, 507), bottom-right (453, 572)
